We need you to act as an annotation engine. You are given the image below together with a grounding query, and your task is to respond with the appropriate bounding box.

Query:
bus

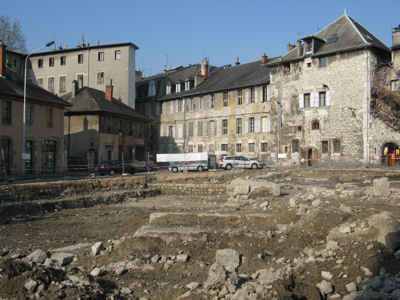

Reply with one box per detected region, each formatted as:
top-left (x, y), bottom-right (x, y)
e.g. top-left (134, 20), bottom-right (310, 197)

top-left (156, 152), bottom-right (216, 172)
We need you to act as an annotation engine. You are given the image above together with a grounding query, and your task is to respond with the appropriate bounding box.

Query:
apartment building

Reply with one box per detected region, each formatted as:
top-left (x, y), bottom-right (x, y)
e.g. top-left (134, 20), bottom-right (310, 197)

top-left (0, 44), bottom-right (71, 175)
top-left (266, 12), bottom-right (394, 166)
top-left (28, 41), bottom-right (138, 109)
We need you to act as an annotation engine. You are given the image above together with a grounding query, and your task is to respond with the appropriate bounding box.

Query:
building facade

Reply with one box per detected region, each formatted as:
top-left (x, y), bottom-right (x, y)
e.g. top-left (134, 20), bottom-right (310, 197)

top-left (266, 13), bottom-right (394, 166)
top-left (29, 42), bottom-right (138, 109)
top-left (0, 44), bottom-right (71, 175)
top-left (63, 82), bottom-right (148, 169)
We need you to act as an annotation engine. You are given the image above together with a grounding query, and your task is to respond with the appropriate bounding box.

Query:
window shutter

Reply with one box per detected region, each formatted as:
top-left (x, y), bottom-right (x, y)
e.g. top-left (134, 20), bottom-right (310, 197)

top-left (298, 94), bottom-right (304, 108)
top-left (255, 87), bottom-right (258, 103)
top-left (310, 93), bottom-right (315, 107)
top-left (314, 92), bottom-right (319, 107)
top-left (326, 91), bottom-right (331, 106)
top-left (172, 125), bottom-right (175, 137)
top-left (245, 117), bottom-right (249, 133)
top-left (267, 85), bottom-right (271, 101)
top-left (178, 124), bottom-right (182, 138)
top-left (175, 100), bottom-right (178, 112)
top-left (245, 89), bottom-right (250, 104)
top-left (267, 116), bottom-right (271, 133)
top-left (214, 120), bottom-right (217, 136)
top-left (255, 116), bottom-right (261, 133)
top-left (182, 99), bottom-right (185, 112)
top-left (260, 87), bottom-right (264, 102)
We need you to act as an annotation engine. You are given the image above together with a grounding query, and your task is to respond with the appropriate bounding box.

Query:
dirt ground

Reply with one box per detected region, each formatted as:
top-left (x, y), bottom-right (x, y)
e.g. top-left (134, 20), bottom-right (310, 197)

top-left (1, 168), bottom-right (400, 299)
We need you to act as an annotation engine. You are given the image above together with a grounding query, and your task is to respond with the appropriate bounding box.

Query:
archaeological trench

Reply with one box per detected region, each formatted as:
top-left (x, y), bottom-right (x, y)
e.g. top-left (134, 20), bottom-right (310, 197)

top-left (2, 168), bottom-right (400, 299)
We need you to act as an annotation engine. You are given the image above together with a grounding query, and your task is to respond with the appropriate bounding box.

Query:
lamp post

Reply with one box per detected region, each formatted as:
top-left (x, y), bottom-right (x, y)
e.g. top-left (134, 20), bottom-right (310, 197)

top-left (22, 41), bottom-right (54, 175)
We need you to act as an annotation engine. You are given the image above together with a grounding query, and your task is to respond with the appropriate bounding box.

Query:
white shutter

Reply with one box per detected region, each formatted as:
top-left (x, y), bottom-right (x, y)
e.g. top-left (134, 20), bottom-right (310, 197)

top-left (245, 89), bottom-right (250, 104)
top-left (267, 85), bottom-right (271, 101)
top-left (310, 93), bottom-right (315, 107)
top-left (182, 99), bottom-right (185, 112)
top-left (255, 87), bottom-right (258, 103)
top-left (298, 94), bottom-right (304, 108)
top-left (267, 116), bottom-right (271, 133)
top-left (326, 91), bottom-right (331, 106)
top-left (260, 87), bottom-right (264, 102)
top-left (314, 92), bottom-right (319, 107)
top-left (245, 117), bottom-right (249, 133)
top-left (175, 100), bottom-right (178, 112)
top-left (255, 116), bottom-right (261, 133)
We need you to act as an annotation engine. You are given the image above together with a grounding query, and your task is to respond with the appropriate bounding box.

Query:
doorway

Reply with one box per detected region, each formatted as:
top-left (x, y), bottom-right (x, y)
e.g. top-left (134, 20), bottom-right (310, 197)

top-left (307, 148), bottom-right (318, 166)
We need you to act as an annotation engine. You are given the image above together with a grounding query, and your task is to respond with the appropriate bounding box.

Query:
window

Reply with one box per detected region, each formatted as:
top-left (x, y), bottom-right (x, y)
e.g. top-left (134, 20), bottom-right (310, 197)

top-left (292, 139), bottom-right (299, 153)
top-left (49, 57), bottom-right (54, 67)
top-left (168, 125), bottom-right (173, 137)
top-left (78, 54), bottom-right (84, 64)
top-left (115, 50), bottom-right (121, 60)
top-left (189, 122), bottom-right (194, 136)
top-left (262, 85), bottom-right (269, 102)
top-left (307, 62), bottom-right (312, 68)
top-left (191, 98), bottom-right (196, 110)
top-left (198, 121), bottom-right (203, 136)
top-left (47, 108), bottom-right (54, 128)
top-left (178, 100), bottom-right (183, 112)
top-left (222, 119), bottom-right (228, 135)
top-left (38, 59), bottom-right (43, 68)
top-left (97, 72), bottom-right (104, 84)
top-left (169, 101), bottom-right (174, 114)
top-left (221, 144), bottom-right (228, 152)
top-left (261, 142), bottom-right (268, 152)
top-left (236, 143), bottom-right (242, 152)
top-left (391, 80), bottom-right (399, 92)
top-left (236, 118), bottom-right (242, 134)
top-left (185, 81), bottom-right (191, 91)
top-left (98, 52), bottom-right (104, 61)
top-left (304, 93), bottom-right (310, 108)
top-left (209, 120), bottom-right (216, 135)
top-left (210, 94), bottom-right (216, 108)
top-left (166, 84), bottom-right (172, 95)
top-left (262, 116), bottom-right (271, 133)
top-left (77, 74), bottom-right (84, 86)
top-left (333, 139), bottom-right (340, 153)
top-left (198, 145), bottom-right (203, 152)
top-left (48, 77), bottom-right (54, 92)
top-left (249, 117), bottom-right (255, 133)
top-left (59, 76), bottom-right (66, 92)
top-left (250, 88), bottom-right (255, 103)
top-left (248, 143), bottom-right (255, 152)
top-left (60, 56), bottom-right (66, 65)
top-left (322, 141), bottom-right (329, 153)
top-left (311, 120), bottom-right (319, 130)
top-left (37, 78), bottom-right (43, 87)
top-left (319, 57), bottom-right (326, 68)
top-left (188, 145), bottom-right (194, 152)
top-left (2, 100), bottom-right (12, 125)
top-left (199, 97), bottom-right (204, 109)
top-left (319, 92), bottom-right (326, 107)
top-left (237, 90), bottom-right (242, 105)
top-left (223, 92), bottom-right (228, 106)
top-left (209, 144), bottom-right (215, 153)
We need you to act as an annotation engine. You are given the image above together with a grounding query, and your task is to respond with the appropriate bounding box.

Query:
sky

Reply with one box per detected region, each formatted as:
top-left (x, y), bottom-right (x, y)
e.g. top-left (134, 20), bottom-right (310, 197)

top-left (2, 0), bottom-right (400, 77)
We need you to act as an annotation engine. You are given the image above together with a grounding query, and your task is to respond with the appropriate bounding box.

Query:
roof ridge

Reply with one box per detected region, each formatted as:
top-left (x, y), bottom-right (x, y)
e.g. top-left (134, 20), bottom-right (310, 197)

top-left (314, 14), bottom-right (347, 36)
top-left (344, 13), bottom-right (369, 44)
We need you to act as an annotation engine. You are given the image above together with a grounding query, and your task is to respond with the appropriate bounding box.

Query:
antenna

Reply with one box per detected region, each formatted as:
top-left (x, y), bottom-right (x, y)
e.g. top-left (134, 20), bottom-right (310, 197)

top-left (315, 21), bottom-right (321, 31)
top-left (344, 8), bottom-right (347, 15)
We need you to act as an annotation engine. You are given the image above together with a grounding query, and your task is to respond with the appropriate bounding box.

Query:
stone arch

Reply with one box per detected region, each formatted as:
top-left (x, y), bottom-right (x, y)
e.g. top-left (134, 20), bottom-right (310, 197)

top-left (381, 142), bottom-right (400, 166)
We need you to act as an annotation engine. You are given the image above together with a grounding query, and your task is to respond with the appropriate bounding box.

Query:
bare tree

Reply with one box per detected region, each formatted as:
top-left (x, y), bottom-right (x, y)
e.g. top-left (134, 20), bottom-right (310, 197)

top-left (0, 15), bottom-right (27, 53)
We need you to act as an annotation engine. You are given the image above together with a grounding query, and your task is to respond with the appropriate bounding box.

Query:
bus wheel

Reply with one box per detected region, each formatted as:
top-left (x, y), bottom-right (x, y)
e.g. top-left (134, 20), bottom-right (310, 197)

top-left (172, 167), bottom-right (178, 173)
top-left (197, 165), bottom-right (204, 172)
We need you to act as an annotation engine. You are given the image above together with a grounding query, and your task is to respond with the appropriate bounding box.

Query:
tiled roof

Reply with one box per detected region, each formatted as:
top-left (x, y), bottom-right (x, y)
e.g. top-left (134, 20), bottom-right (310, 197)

top-left (268, 13), bottom-right (391, 65)
top-left (0, 69), bottom-right (71, 107)
top-left (62, 87), bottom-right (149, 120)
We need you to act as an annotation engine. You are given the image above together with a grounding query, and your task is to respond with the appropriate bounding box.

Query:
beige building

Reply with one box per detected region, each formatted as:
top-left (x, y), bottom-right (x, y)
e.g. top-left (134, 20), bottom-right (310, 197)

top-left (63, 82), bottom-right (149, 168)
top-left (0, 44), bottom-right (71, 175)
top-left (28, 41), bottom-right (138, 109)
top-left (266, 12), bottom-right (394, 166)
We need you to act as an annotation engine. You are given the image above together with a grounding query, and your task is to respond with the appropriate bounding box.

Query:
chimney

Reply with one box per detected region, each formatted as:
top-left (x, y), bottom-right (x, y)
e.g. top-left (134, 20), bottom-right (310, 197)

top-left (393, 25), bottom-right (400, 48)
top-left (287, 42), bottom-right (295, 52)
top-left (105, 80), bottom-right (113, 102)
top-left (201, 58), bottom-right (209, 78)
top-left (235, 57), bottom-right (240, 65)
top-left (262, 53), bottom-right (268, 63)
top-left (0, 43), bottom-right (5, 77)
top-left (71, 80), bottom-right (78, 98)
top-left (97, 40), bottom-right (100, 46)
top-left (297, 40), bottom-right (303, 57)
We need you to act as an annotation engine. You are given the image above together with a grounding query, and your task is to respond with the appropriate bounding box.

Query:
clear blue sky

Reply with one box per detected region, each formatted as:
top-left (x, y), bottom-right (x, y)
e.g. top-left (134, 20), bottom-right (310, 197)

top-left (3, 0), bottom-right (399, 77)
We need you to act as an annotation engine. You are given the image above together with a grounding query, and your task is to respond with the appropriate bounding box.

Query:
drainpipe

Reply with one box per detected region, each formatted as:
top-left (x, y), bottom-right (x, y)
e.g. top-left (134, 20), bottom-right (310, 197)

top-left (278, 66), bottom-right (283, 162)
top-left (366, 49), bottom-right (370, 164)
top-left (182, 96), bottom-right (186, 153)
top-left (87, 46), bottom-right (90, 87)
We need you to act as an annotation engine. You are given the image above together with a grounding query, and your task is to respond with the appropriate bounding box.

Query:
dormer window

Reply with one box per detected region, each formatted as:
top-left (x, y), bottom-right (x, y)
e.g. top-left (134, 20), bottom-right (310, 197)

top-left (185, 80), bottom-right (191, 91)
top-left (166, 83), bottom-right (172, 95)
top-left (176, 82), bottom-right (181, 93)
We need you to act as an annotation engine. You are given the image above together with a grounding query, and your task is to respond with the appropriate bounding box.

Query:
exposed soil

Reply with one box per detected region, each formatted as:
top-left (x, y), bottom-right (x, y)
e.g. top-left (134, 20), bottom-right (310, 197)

top-left (1, 168), bottom-right (400, 299)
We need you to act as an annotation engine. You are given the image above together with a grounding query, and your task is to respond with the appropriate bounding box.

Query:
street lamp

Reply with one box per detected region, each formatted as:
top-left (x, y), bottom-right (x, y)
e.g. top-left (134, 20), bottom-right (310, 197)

top-left (22, 41), bottom-right (54, 174)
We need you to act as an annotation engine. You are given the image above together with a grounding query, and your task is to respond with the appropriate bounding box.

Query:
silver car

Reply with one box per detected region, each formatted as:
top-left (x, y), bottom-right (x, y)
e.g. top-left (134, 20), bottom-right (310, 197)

top-left (218, 156), bottom-right (263, 170)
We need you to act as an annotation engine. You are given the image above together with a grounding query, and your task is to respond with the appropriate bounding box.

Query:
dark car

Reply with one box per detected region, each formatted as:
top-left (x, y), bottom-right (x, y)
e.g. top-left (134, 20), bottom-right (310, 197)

top-left (97, 160), bottom-right (135, 176)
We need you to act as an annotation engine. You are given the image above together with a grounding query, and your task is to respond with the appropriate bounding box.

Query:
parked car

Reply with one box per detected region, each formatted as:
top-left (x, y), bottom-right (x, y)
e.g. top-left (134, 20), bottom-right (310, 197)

top-left (128, 160), bottom-right (158, 172)
top-left (218, 156), bottom-right (264, 170)
top-left (97, 160), bottom-right (135, 175)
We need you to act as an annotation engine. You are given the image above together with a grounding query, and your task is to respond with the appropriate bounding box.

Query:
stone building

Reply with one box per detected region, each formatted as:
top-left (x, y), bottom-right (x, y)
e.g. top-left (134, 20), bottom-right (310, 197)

top-left (63, 82), bottom-right (149, 169)
top-left (154, 56), bottom-right (273, 160)
top-left (266, 12), bottom-right (393, 166)
top-left (28, 41), bottom-right (139, 109)
top-left (0, 44), bottom-right (71, 175)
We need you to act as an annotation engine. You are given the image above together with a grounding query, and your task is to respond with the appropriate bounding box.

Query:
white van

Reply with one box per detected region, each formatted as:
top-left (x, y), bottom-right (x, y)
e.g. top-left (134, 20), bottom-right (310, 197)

top-left (156, 152), bottom-right (216, 172)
